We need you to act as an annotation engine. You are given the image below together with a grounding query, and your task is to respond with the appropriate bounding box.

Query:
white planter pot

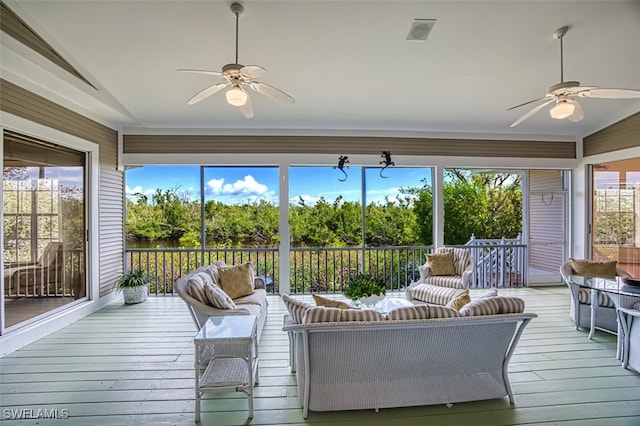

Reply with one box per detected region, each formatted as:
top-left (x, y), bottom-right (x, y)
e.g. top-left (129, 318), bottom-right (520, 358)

top-left (122, 284), bottom-right (149, 304)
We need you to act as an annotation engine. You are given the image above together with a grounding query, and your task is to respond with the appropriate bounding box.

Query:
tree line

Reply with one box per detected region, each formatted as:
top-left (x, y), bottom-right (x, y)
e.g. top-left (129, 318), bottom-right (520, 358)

top-left (125, 170), bottom-right (522, 248)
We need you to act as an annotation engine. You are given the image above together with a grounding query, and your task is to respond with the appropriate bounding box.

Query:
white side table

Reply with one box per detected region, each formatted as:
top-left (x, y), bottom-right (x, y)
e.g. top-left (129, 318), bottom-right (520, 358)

top-left (193, 315), bottom-right (258, 422)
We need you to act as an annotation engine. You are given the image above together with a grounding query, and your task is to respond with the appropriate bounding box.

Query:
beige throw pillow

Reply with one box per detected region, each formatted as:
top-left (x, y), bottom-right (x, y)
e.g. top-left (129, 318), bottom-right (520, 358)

top-left (219, 263), bottom-right (255, 299)
top-left (312, 294), bottom-right (354, 309)
top-left (445, 288), bottom-right (471, 311)
top-left (426, 252), bottom-right (456, 276)
top-left (570, 258), bottom-right (617, 278)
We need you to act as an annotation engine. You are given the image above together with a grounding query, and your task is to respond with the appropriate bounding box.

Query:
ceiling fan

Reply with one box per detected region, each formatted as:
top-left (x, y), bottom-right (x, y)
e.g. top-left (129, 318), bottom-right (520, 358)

top-left (508, 26), bottom-right (640, 127)
top-left (178, 2), bottom-right (294, 118)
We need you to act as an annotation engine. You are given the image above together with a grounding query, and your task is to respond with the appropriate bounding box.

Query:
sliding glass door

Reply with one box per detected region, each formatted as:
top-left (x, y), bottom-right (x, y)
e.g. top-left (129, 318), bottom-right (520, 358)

top-left (2, 131), bottom-right (86, 330)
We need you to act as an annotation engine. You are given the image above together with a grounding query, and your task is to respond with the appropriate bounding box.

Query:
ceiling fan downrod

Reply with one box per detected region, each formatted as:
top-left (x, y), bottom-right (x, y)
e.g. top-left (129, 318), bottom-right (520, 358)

top-left (553, 26), bottom-right (569, 84)
top-left (231, 3), bottom-right (244, 65)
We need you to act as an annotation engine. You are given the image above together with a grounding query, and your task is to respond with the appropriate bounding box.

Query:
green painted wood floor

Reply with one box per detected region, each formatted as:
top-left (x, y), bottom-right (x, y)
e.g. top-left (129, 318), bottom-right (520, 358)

top-left (1, 286), bottom-right (639, 425)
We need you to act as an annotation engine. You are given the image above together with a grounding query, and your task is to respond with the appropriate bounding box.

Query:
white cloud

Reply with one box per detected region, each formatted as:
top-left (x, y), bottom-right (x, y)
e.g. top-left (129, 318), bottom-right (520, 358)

top-left (126, 185), bottom-right (142, 194)
top-left (207, 175), bottom-right (268, 196)
top-left (290, 194), bottom-right (321, 206)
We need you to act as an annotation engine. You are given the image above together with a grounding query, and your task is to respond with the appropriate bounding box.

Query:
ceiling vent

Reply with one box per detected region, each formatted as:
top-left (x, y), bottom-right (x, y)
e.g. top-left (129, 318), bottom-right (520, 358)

top-left (406, 19), bottom-right (436, 41)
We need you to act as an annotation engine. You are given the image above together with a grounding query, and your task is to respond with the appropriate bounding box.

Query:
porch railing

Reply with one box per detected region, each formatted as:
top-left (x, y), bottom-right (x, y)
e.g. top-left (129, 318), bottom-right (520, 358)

top-left (125, 240), bottom-right (527, 295)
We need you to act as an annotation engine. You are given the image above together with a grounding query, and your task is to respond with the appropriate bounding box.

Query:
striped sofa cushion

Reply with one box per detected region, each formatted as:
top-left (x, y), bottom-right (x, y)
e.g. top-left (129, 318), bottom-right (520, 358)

top-left (386, 305), bottom-right (431, 320)
top-left (303, 307), bottom-right (343, 323)
top-left (428, 305), bottom-right (462, 318)
top-left (459, 296), bottom-right (525, 316)
top-left (341, 309), bottom-right (385, 322)
top-left (386, 305), bottom-right (460, 320)
top-left (410, 284), bottom-right (461, 305)
top-left (577, 288), bottom-right (615, 307)
top-left (282, 294), bottom-right (313, 323)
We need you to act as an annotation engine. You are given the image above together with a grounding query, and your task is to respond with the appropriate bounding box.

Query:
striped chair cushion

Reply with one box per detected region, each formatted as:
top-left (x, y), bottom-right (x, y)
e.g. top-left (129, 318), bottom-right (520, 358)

top-left (386, 305), bottom-right (431, 320)
top-left (424, 275), bottom-right (465, 289)
top-left (410, 284), bottom-right (460, 305)
top-left (282, 294), bottom-right (313, 323)
top-left (341, 309), bottom-right (385, 322)
top-left (437, 248), bottom-right (471, 276)
top-left (303, 307), bottom-right (343, 323)
top-left (577, 288), bottom-right (615, 307)
top-left (459, 296), bottom-right (525, 316)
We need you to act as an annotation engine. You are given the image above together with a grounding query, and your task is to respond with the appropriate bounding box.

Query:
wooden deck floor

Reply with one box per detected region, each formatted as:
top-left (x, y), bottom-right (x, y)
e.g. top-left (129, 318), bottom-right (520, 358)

top-left (1, 286), bottom-right (639, 425)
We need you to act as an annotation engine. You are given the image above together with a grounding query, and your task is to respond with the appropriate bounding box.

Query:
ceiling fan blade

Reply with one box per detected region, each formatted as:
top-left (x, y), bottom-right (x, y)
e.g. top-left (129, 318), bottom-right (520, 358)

top-left (567, 100), bottom-right (584, 122)
top-left (507, 96), bottom-right (549, 111)
top-left (241, 65), bottom-right (267, 79)
top-left (249, 81), bottom-right (295, 104)
top-left (178, 68), bottom-right (224, 77)
top-left (510, 99), bottom-right (555, 127)
top-left (240, 91), bottom-right (254, 118)
top-left (187, 82), bottom-right (229, 105)
top-left (578, 88), bottom-right (640, 99)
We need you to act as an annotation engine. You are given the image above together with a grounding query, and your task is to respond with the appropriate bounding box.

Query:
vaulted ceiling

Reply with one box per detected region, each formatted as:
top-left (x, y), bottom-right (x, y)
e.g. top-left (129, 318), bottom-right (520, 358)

top-left (2, 0), bottom-right (639, 139)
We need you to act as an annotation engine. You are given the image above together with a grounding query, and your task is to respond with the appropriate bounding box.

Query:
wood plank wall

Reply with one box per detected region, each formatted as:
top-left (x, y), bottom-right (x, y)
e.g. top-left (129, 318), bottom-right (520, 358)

top-left (123, 134), bottom-right (577, 158)
top-left (0, 79), bottom-right (122, 297)
top-left (584, 112), bottom-right (640, 157)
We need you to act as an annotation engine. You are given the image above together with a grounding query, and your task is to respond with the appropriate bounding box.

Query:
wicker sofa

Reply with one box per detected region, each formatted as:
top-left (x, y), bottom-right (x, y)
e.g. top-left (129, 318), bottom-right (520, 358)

top-left (282, 297), bottom-right (535, 418)
top-left (175, 262), bottom-right (268, 341)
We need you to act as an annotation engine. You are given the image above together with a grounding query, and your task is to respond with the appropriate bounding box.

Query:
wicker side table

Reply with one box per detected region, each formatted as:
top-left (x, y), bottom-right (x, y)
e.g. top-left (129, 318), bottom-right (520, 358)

top-left (193, 315), bottom-right (258, 422)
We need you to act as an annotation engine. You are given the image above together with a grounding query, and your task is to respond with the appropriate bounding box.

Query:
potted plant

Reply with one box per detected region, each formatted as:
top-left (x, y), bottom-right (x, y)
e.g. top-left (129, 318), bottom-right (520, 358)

top-left (113, 268), bottom-right (150, 304)
top-left (344, 274), bottom-right (386, 306)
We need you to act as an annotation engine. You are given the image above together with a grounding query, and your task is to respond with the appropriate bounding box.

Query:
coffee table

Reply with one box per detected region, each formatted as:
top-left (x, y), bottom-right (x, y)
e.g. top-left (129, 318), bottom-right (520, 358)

top-left (353, 297), bottom-right (413, 314)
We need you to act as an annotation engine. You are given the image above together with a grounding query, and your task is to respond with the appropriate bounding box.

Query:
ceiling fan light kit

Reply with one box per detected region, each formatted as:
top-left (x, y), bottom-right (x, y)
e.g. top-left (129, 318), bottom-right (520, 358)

top-left (508, 25), bottom-right (640, 127)
top-left (178, 2), bottom-right (294, 118)
top-left (226, 86), bottom-right (248, 106)
top-left (549, 99), bottom-right (575, 119)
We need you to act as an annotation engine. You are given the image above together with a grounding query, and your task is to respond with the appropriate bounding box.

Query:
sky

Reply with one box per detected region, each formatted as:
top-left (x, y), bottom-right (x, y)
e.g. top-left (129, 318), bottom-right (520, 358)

top-left (125, 165), bottom-right (432, 205)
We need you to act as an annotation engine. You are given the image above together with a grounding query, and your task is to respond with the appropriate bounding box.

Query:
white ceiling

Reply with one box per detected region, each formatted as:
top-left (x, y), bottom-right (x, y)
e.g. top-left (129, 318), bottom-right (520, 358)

top-left (3, 0), bottom-right (640, 139)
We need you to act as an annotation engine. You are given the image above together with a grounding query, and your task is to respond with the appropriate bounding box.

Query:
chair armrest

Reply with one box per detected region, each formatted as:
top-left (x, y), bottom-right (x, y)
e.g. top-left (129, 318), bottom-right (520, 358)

top-left (618, 307), bottom-right (640, 318)
top-left (418, 263), bottom-right (431, 281)
top-left (254, 276), bottom-right (266, 289)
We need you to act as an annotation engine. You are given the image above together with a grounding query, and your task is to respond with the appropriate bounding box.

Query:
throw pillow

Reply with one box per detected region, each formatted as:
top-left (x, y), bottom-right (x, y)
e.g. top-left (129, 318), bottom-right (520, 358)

top-left (202, 264), bottom-right (221, 286)
top-left (282, 294), bottom-right (313, 323)
top-left (186, 272), bottom-right (213, 304)
top-left (303, 306), bottom-right (343, 323)
top-left (204, 282), bottom-right (237, 309)
top-left (570, 258), bottom-right (617, 278)
top-left (459, 296), bottom-right (525, 316)
top-left (426, 252), bottom-right (456, 276)
top-left (445, 288), bottom-right (471, 311)
top-left (340, 309), bottom-right (385, 322)
top-left (219, 263), bottom-right (255, 299)
top-left (386, 305), bottom-right (430, 320)
top-left (312, 294), bottom-right (353, 309)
